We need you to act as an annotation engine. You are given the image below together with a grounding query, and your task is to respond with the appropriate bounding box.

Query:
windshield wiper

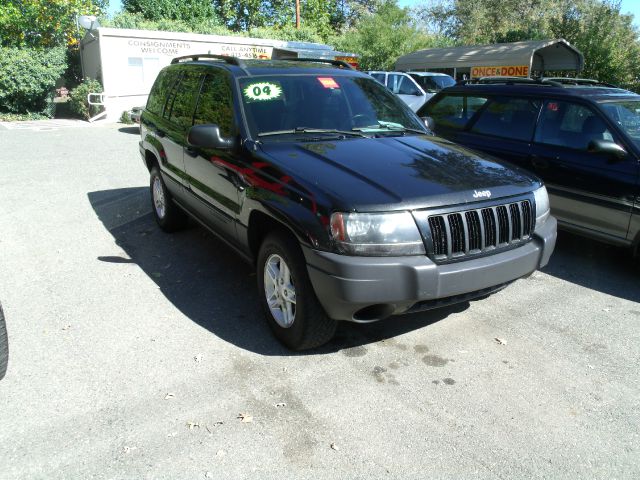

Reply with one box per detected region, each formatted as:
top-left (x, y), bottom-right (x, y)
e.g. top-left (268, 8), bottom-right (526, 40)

top-left (258, 127), bottom-right (369, 138)
top-left (352, 121), bottom-right (427, 135)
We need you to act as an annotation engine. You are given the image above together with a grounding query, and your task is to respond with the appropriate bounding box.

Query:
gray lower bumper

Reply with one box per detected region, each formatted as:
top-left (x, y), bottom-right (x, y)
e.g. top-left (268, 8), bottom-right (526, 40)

top-left (303, 216), bottom-right (557, 322)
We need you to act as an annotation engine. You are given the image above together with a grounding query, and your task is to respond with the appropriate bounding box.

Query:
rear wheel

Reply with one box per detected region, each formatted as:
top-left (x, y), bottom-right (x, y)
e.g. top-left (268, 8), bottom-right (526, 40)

top-left (150, 165), bottom-right (187, 232)
top-left (257, 232), bottom-right (336, 350)
top-left (0, 303), bottom-right (8, 380)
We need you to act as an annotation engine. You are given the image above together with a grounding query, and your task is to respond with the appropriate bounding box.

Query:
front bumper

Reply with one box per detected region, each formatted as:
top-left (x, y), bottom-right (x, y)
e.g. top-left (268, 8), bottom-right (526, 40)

top-left (303, 216), bottom-right (557, 322)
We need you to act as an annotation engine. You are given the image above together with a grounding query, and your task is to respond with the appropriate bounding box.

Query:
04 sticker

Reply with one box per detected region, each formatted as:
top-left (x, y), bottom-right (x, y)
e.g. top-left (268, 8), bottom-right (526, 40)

top-left (243, 82), bottom-right (283, 102)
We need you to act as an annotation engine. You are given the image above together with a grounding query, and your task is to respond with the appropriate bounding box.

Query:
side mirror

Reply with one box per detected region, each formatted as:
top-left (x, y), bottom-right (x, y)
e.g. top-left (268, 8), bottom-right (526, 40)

top-left (587, 139), bottom-right (627, 160)
top-left (421, 116), bottom-right (436, 131)
top-left (187, 124), bottom-right (235, 150)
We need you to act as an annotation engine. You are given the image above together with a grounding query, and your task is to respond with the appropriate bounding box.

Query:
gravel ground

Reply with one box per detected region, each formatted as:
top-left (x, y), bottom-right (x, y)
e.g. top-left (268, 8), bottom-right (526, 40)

top-left (0, 123), bottom-right (638, 480)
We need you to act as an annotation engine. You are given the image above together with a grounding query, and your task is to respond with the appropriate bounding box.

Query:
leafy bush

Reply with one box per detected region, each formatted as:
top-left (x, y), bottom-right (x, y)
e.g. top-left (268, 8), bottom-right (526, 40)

top-left (120, 110), bottom-right (133, 124)
top-left (0, 46), bottom-right (67, 115)
top-left (68, 78), bottom-right (103, 120)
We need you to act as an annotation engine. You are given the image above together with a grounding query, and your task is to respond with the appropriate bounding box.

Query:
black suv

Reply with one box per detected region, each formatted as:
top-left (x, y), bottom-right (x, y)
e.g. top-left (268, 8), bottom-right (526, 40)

top-left (139, 56), bottom-right (556, 350)
top-left (419, 78), bottom-right (640, 252)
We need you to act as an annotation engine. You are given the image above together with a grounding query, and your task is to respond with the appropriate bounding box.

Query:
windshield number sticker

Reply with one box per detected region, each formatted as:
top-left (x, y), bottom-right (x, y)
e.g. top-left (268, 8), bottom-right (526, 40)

top-left (243, 82), bottom-right (282, 101)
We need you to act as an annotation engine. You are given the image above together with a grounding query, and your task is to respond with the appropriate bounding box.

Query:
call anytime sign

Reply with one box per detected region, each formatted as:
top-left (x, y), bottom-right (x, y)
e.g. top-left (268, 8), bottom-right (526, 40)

top-left (471, 65), bottom-right (529, 78)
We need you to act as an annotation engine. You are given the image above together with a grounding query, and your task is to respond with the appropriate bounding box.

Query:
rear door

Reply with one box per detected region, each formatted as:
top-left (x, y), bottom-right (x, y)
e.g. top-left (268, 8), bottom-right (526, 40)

top-left (456, 96), bottom-right (542, 168)
top-left (529, 99), bottom-right (636, 240)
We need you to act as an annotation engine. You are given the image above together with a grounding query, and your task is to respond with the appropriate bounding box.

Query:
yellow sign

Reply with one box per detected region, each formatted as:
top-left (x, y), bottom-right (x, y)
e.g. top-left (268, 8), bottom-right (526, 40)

top-left (471, 65), bottom-right (529, 78)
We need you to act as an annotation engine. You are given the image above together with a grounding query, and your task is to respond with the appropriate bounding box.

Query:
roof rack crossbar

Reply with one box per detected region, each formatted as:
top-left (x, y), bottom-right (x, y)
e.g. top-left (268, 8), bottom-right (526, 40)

top-left (171, 54), bottom-right (247, 69)
top-left (285, 58), bottom-right (354, 70)
top-left (456, 77), bottom-right (563, 87)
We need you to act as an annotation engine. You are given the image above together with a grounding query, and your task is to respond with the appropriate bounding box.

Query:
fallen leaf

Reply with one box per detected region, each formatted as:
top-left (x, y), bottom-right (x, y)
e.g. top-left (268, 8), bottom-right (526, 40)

top-left (330, 442), bottom-right (339, 451)
top-left (494, 337), bottom-right (507, 345)
top-left (275, 402), bottom-right (286, 408)
top-left (187, 421), bottom-right (200, 430)
top-left (165, 393), bottom-right (175, 400)
top-left (237, 413), bottom-right (253, 423)
top-left (194, 354), bottom-right (203, 363)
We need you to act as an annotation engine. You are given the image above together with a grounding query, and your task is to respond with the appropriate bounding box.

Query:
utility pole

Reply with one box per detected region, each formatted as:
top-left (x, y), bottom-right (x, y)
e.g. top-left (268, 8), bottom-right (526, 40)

top-left (296, 0), bottom-right (300, 29)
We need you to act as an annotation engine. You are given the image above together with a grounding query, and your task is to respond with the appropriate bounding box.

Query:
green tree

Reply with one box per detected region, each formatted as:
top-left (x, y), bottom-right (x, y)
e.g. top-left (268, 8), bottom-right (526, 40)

top-left (0, 0), bottom-right (105, 48)
top-left (334, 0), bottom-right (452, 70)
top-left (122, 0), bottom-right (219, 22)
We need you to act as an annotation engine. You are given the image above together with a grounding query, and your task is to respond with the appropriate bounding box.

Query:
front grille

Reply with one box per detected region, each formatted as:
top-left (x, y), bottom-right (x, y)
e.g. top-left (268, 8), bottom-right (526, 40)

top-left (426, 200), bottom-right (533, 262)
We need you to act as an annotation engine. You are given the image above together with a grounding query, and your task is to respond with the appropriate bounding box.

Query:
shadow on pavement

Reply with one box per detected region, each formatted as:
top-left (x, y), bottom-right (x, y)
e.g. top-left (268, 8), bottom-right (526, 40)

top-left (541, 230), bottom-right (639, 303)
top-left (87, 187), bottom-right (463, 355)
top-left (118, 126), bottom-right (140, 135)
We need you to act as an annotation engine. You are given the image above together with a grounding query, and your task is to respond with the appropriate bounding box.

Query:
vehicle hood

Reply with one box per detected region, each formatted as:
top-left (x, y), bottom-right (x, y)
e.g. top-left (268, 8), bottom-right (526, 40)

top-left (258, 134), bottom-right (540, 211)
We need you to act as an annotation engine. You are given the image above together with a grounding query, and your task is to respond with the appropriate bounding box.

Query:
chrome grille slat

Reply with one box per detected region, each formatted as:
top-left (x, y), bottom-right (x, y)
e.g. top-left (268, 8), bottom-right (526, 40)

top-left (427, 200), bottom-right (533, 262)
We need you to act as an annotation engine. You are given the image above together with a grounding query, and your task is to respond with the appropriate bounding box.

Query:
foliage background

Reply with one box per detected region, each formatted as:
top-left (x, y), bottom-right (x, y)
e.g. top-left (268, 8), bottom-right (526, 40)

top-left (0, 0), bottom-right (638, 117)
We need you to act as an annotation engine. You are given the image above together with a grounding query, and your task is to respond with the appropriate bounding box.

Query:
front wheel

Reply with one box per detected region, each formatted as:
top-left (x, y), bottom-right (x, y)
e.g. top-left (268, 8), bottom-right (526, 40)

top-left (257, 232), bottom-right (336, 350)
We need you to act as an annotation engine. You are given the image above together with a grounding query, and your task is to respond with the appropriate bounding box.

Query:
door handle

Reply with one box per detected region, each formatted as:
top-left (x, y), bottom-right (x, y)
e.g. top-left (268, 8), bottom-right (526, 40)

top-left (531, 155), bottom-right (549, 169)
top-left (185, 147), bottom-right (198, 158)
top-left (156, 129), bottom-right (166, 138)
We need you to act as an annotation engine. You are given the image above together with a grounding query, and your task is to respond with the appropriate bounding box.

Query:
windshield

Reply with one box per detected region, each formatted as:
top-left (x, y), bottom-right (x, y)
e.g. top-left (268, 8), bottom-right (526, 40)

top-left (238, 74), bottom-right (427, 139)
top-left (410, 74), bottom-right (456, 92)
top-left (600, 100), bottom-right (640, 148)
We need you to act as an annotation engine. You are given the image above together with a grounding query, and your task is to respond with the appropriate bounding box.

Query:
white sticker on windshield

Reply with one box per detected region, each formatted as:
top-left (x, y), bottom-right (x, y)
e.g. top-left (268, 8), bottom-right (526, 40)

top-left (243, 82), bottom-right (283, 102)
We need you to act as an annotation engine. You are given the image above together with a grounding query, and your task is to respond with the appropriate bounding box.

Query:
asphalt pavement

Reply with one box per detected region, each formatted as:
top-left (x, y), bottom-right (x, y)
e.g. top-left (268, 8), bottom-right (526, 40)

top-left (0, 122), bottom-right (638, 479)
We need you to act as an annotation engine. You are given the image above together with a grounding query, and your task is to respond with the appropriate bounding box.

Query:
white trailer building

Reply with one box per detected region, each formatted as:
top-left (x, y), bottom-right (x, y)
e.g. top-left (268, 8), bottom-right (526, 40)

top-left (80, 27), bottom-right (358, 120)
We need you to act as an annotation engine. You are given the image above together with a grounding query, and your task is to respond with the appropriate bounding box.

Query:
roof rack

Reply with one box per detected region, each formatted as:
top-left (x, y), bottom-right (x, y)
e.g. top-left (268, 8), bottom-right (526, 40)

top-left (284, 58), bottom-right (354, 70)
top-left (457, 76), bottom-right (564, 87)
top-left (541, 77), bottom-right (620, 88)
top-left (170, 54), bottom-right (247, 68)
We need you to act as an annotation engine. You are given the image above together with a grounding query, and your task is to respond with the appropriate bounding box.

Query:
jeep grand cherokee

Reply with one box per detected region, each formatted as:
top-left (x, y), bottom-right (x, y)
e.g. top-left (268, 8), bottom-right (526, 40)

top-left (138, 55), bottom-right (557, 350)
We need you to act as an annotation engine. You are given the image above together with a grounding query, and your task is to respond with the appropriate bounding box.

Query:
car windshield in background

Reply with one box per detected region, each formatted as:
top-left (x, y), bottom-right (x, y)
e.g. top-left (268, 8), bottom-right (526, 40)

top-left (411, 75), bottom-right (456, 92)
top-left (600, 100), bottom-right (640, 148)
top-left (238, 75), bottom-right (427, 139)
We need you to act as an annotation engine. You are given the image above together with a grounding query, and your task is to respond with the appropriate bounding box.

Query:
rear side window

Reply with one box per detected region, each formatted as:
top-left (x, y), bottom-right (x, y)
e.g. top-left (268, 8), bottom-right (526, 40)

top-left (370, 73), bottom-right (385, 85)
top-left (146, 69), bottom-right (179, 115)
top-left (193, 71), bottom-right (235, 137)
top-left (425, 94), bottom-right (488, 130)
top-left (535, 100), bottom-right (614, 150)
top-left (471, 97), bottom-right (541, 141)
top-left (167, 71), bottom-right (203, 129)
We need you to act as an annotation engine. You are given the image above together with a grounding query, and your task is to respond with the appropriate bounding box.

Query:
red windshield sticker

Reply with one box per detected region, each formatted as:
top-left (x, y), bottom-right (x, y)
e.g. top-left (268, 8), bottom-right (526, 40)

top-left (318, 77), bottom-right (340, 89)
top-left (547, 102), bottom-right (559, 111)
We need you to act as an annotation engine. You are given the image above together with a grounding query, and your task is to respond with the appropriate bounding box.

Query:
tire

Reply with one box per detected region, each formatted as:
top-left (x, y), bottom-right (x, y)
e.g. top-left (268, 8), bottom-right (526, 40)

top-left (0, 303), bottom-right (8, 381)
top-left (150, 166), bottom-right (188, 232)
top-left (257, 232), bottom-right (337, 350)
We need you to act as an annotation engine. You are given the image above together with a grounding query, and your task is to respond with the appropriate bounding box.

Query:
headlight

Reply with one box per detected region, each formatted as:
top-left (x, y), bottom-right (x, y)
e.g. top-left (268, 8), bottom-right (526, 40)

top-left (533, 186), bottom-right (550, 230)
top-left (330, 211), bottom-right (426, 256)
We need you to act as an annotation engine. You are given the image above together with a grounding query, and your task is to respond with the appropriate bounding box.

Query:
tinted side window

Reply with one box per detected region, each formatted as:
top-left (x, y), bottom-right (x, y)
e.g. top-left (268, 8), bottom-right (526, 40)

top-left (426, 95), bottom-right (488, 130)
top-left (146, 69), bottom-right (179, 115)
top-left (168, 71), bottom-right (203, 129)
top-left (471, 97), bottom-right (541, 141)
top-left (193, 71), bottom-right (235, 137)
top-left (370, 73), bottom-right (385, 85)
top-left (535, 100), bottom-right (614, 150)
top-left (397, 76), bottom-right (420, 95)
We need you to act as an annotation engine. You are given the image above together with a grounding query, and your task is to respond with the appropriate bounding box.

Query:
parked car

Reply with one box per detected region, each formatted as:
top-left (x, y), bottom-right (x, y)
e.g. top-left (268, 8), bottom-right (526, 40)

top-left (130, 106), bottom-right (143, 124)
top-left (419, 78), bottom-right (640, 253)
top-left (368, 71), bottom-right (455, 112)
top-left (0, 302), bottom-right (7, 380)
top-left (139, 56), bottom-right (556, 350)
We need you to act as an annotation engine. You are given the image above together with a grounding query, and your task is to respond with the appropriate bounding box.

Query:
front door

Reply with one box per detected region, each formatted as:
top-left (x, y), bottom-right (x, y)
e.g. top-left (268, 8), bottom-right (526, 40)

top-left (182, 70), bottom-right (241, 242)
top-left (530, 99), bottom-right (637, 241)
